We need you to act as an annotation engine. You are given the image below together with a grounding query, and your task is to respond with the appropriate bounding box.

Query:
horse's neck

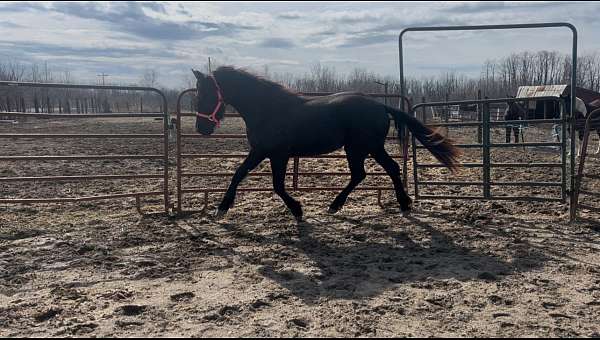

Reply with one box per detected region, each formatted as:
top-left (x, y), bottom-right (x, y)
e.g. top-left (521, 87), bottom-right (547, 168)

top-left (219, 78), bottom-right (303, 127)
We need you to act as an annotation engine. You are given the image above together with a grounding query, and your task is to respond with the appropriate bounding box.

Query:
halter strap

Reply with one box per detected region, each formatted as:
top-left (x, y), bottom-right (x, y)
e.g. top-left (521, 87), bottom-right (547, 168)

top-left (196, 75), bottom-right (224, 128)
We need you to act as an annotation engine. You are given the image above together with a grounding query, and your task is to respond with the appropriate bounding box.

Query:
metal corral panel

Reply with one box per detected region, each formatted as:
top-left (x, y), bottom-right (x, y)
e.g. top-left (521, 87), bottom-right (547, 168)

top-left (516, 85), bottom-right (567, 98)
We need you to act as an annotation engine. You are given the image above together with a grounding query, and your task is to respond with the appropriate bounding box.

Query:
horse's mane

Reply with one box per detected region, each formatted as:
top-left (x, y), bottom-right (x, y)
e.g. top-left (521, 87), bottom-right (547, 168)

top-left (213, 66), bottom-right (302, 100)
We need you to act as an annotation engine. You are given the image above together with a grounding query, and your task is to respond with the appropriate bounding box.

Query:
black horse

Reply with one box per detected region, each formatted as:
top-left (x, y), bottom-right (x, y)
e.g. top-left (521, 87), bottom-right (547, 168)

top-left (192, 66), bottom-right (461, 221)
top-left (503, 99), bottom-right (527, 143)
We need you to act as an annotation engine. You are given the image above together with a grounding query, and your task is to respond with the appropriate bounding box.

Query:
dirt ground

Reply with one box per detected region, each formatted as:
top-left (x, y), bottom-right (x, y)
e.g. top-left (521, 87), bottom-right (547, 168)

top-left (1, 115), bottom-right (599, 337)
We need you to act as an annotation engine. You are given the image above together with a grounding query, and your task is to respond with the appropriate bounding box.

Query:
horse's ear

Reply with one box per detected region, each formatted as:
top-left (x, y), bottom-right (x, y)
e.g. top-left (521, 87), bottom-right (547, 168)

top-left (191, 69), bottom-right (205, 80)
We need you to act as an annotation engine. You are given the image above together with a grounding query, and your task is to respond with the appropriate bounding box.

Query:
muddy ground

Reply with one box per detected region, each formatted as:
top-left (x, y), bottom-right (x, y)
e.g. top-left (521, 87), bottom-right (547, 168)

top-left (1, 115), bottom-right (599, 337)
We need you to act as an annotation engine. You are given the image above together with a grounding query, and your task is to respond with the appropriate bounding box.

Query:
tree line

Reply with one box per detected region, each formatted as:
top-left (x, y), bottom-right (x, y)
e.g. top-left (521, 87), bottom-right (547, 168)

top-left (1, 50), bottom-right (600, 114)
top-left (267, 50), bottom-right (600, 106)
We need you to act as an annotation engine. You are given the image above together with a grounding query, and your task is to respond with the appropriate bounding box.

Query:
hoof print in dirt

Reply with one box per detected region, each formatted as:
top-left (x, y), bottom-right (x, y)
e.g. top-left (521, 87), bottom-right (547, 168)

top-left (488, 295), bottom-right (513, 306)
top-left (288, 318), bottom-right (310, 329)
top-left (115, 320), bottom-right (145, 328)
top-left (64, 323), bottom-right (98, 336)
top-left (77, 243), bottom-right (97, 255)
top-left (218, 305), bottom-right (241, 316)
top-left (250, 299), bottom-right (271, 310)
top-left (542, 301), bottom-right (563, 309)
top-left (549, 312), bottom-right (573, 319)
top-left (34, 308), bottom-right (63, 323)
top-left (100, 290), bottom-right (135, 301)
top-left (116, 305), bottom-right (147, 316)
top-left (202, 305), bottom-right (241, 323)
top-left (170, 292), bottom-right (195, 303)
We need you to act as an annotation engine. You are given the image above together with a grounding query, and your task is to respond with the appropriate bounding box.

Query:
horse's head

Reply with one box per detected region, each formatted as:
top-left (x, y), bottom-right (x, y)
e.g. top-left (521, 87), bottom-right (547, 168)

top-left (505, 99), bottom-right (526, 120)
top-left (192, 69), bottom-right (226, 135)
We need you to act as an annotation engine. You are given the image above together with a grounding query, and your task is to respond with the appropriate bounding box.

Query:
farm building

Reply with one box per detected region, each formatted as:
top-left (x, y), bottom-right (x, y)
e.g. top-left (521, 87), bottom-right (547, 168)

top-left (515, 85), bottom-right (600, 119)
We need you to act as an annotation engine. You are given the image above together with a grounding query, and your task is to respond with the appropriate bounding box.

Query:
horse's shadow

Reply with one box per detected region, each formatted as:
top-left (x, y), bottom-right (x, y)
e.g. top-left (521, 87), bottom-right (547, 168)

top-left (184, 210), bottom-right (550, 305)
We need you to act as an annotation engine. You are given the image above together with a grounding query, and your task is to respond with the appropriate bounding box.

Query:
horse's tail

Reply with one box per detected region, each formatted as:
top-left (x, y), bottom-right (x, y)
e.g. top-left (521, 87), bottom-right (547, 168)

top-left (385, 105), bottom-right (461, 172)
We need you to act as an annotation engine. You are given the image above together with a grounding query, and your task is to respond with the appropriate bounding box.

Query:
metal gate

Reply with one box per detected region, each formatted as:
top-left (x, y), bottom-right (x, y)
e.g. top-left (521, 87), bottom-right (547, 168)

top-left (0, 81), bottom-right (171, 214)
top-left (570, 108), bottom-right (600, 221)
top-left (410, 97), bottom-right (568, 202)
top-left (174, 89), bottom-right (411, 214)
top-left (399, 22), bottom-right (578, 205)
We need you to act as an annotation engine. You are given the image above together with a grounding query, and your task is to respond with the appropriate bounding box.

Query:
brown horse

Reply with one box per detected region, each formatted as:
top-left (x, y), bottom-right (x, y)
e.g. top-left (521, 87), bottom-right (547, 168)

top-left (503, 99), bottom-right (527, 143)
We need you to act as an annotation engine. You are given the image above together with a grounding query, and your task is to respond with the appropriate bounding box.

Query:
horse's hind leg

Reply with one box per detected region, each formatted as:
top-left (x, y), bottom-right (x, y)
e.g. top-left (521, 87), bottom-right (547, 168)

top-left (270, 155), bottom-right (303, 221)
top-left (371, 147), bottom-right (412, 213)
top-left (596, 131), bottom-right (600, 154)
top-left (328, 148), bottom-right (367, 214)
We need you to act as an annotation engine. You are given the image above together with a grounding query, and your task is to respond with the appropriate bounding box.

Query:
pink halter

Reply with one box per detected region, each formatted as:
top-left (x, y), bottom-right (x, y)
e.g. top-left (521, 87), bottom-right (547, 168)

top-left (196, 75), bottom-right (224, 128)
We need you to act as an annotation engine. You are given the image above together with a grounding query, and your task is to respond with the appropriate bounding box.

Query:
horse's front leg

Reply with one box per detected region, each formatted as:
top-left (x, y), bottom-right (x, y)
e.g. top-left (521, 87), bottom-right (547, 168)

top-left (217, 150), bottom-right (265, 217)
top-left (328, 148), bottom-right (367, 214)
top-left (596, 131), bottom-right (600, 154)
top-left (270, 155), bottom-right (303, 221)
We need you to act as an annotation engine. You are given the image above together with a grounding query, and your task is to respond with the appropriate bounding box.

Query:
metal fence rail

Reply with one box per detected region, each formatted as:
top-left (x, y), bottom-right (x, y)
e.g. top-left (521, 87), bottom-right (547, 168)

top-left (410, 97), bottom-right (568, 202)
top-left (399, 22), bottom-right (578, 209)
top-left (175, 89), bottom-right (411, 214)
top-left (570, 108), bottom-right (600, 221)
top-left (0, 81), bottom-right (171, 214)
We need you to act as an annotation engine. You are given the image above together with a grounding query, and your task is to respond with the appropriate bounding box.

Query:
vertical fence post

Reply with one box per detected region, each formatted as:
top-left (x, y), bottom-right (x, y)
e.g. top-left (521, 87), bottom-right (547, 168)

top-left (482, 101), bottom-right (491, 199)
top-left (477, 89), bottom-right (482, 143)
top-left (402, 97), bottom-right (411, 185)
top-left (421, 96), bottom-right (426, 123)
top-left (561, 99), bottom-right (567, 203)
top-left (161, 92), bottom-right (170, 215)
top-left (411, 100), bottom-right (420, 199)
top-left (570, 102), bottom-right (577, 208)
top-left (445, 93), bottom-right (450, 123)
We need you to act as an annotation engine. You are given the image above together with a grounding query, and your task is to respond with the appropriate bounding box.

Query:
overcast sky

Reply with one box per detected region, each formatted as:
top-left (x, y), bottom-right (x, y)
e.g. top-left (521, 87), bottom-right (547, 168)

top-left (1, 1), bottom-right (598, 88)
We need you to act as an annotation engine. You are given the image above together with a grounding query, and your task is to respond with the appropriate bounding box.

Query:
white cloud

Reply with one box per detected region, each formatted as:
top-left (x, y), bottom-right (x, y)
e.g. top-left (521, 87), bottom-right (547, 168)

top-left (0, 1), bottom-right (598, 87)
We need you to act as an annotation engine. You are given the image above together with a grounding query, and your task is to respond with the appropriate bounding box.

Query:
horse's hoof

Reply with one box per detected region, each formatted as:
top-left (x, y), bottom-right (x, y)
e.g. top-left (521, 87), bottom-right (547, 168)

top-left (215, 209), bottom-right (228, 219)
top-left (400, 205), bottom-right (412, 217)
top-left (327, 206), bottom-right (340, 214)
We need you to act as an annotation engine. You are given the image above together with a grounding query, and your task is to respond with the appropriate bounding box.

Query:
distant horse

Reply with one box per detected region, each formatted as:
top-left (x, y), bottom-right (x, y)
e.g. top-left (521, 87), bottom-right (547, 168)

top-left (570, 96), bottom-right (600, 155)
top-left (503, 99), bottom-right (528, 143)
top-left (192, 66), bottom-right (461, 221)
top-left (554, 95), bottom-right (599, 156)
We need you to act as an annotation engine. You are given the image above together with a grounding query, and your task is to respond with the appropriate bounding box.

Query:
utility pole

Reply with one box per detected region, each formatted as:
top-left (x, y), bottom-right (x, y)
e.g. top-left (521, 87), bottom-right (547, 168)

top-left (97, 73), bottom-right (109, 85)
top-left (208, 57), bottom-right (212, 73)
top-left (97, 73), bottom-right (110, 113)
top-left (374, 80), bottom-right (389, 106)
